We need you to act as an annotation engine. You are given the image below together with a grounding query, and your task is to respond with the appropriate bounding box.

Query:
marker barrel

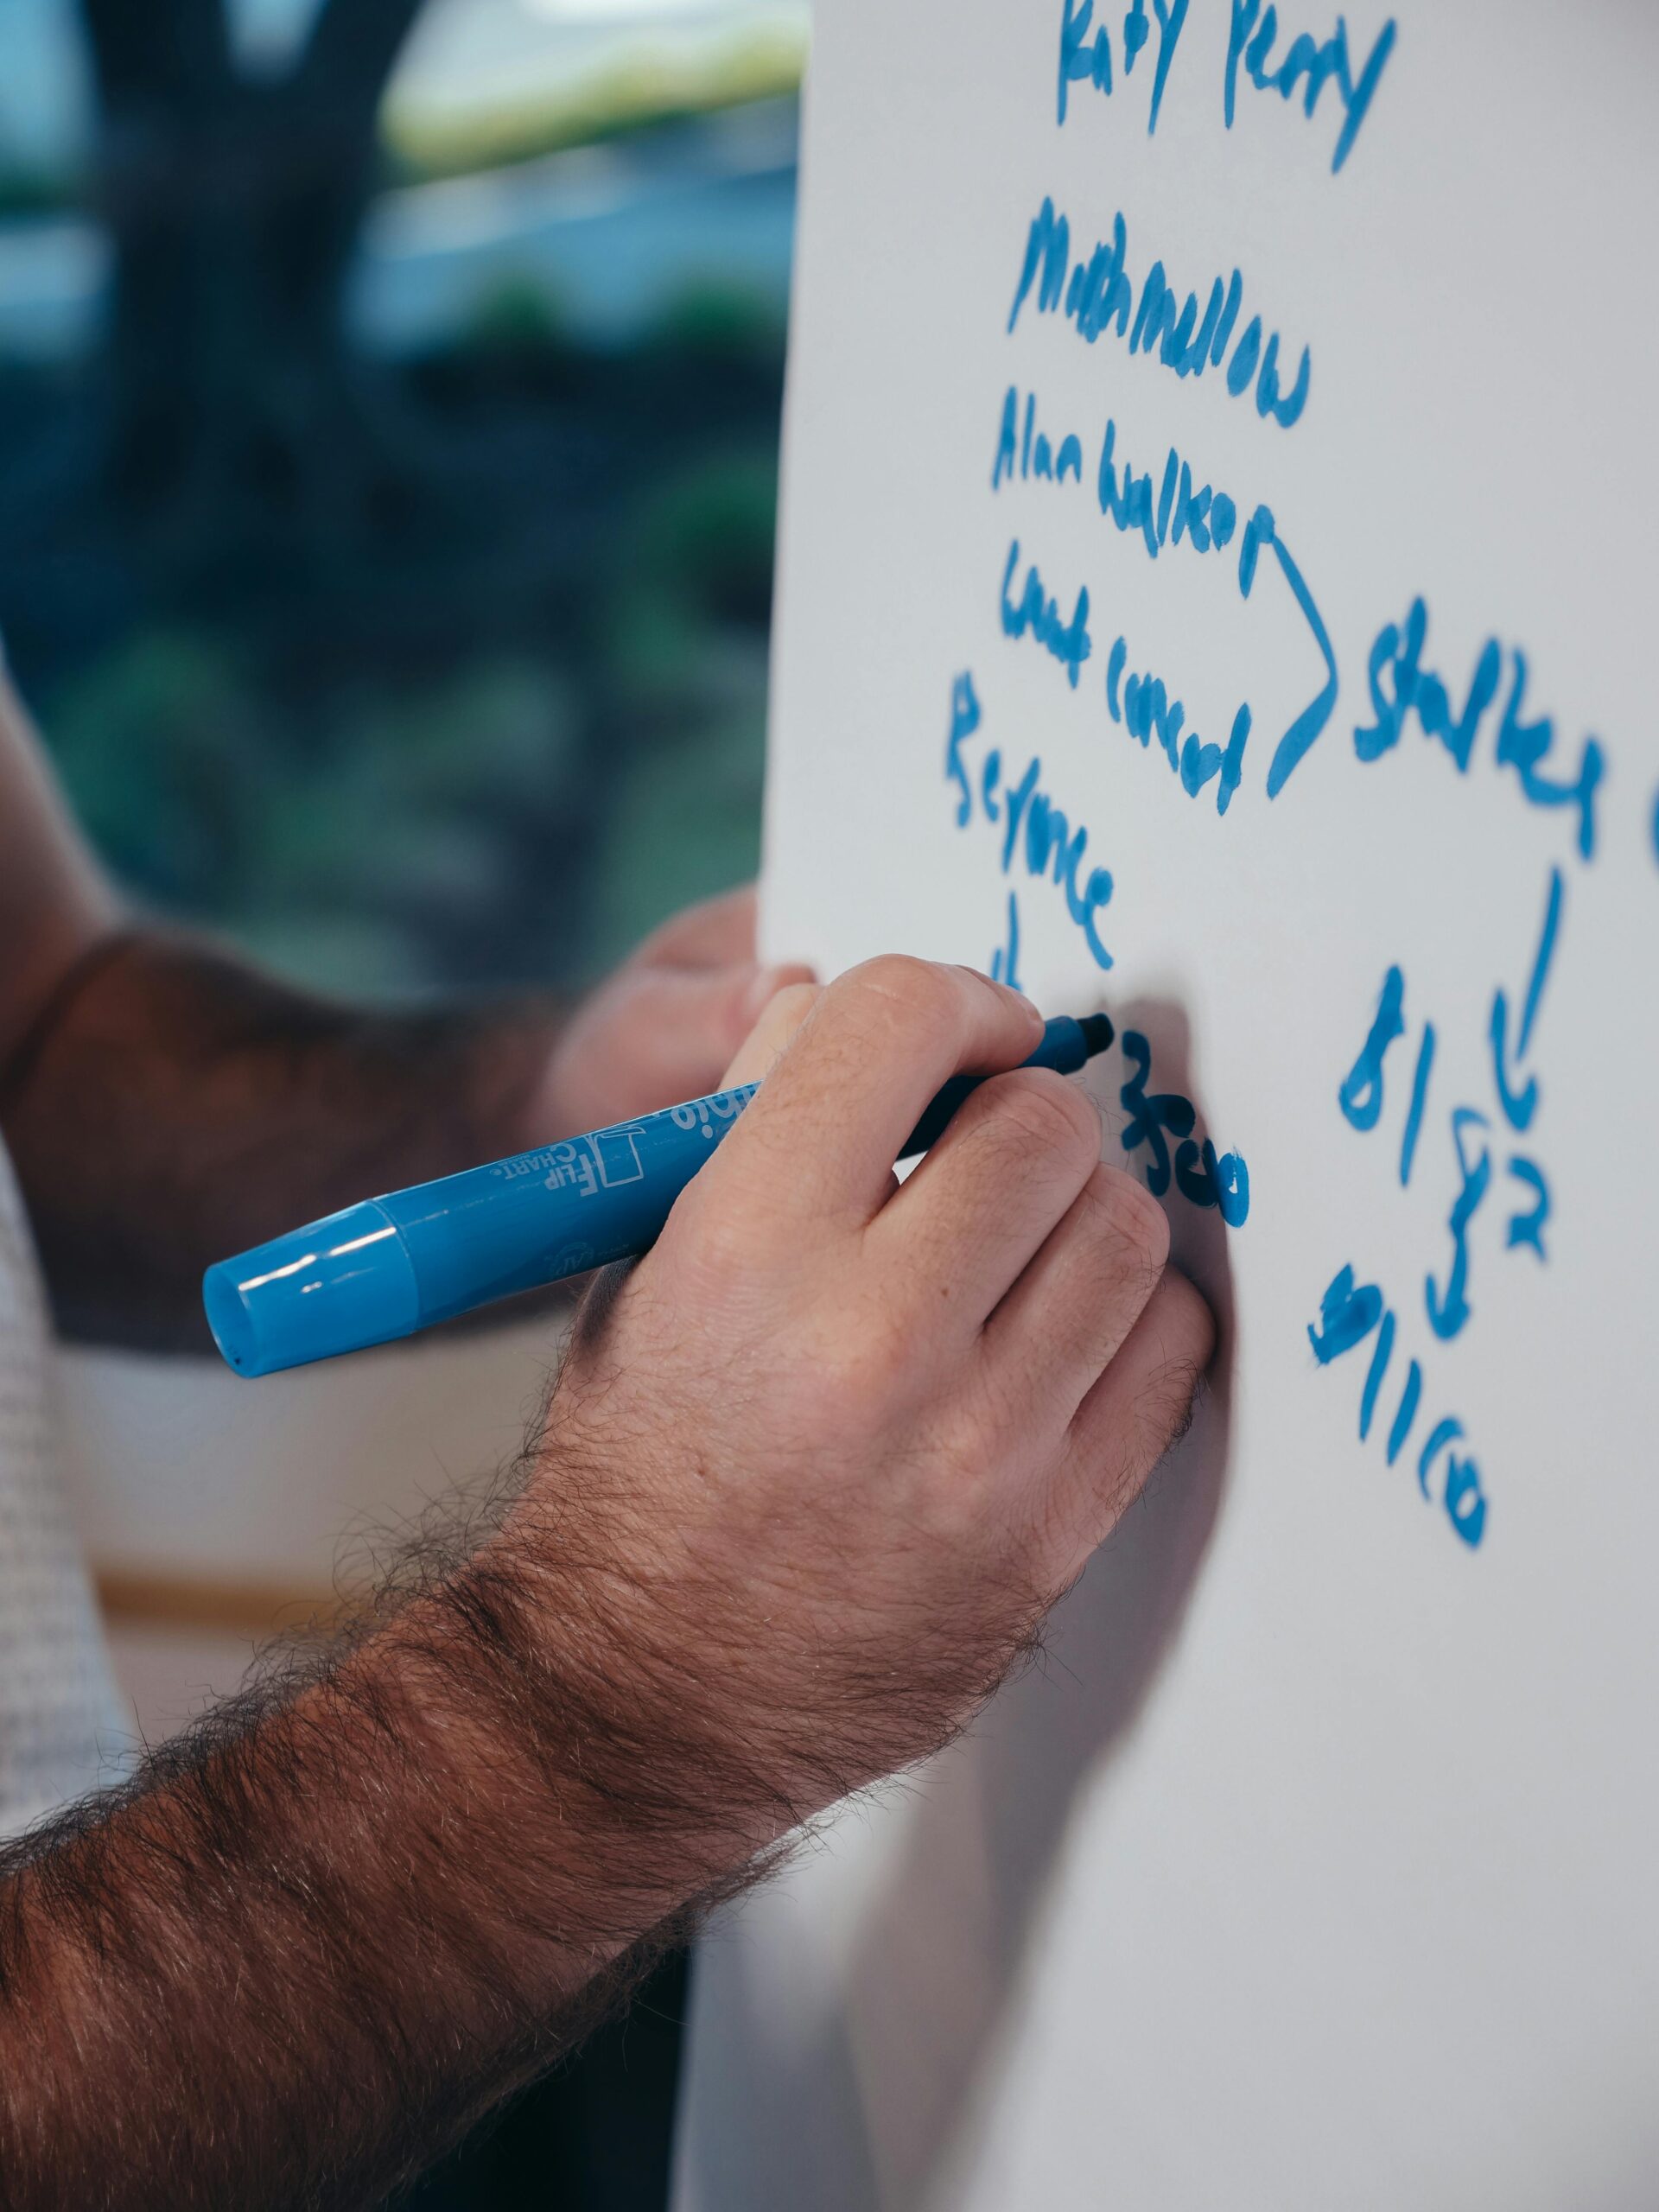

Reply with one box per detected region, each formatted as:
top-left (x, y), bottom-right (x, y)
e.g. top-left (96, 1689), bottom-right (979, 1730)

top-left (204, 1013), bottom-right (1112, 1377)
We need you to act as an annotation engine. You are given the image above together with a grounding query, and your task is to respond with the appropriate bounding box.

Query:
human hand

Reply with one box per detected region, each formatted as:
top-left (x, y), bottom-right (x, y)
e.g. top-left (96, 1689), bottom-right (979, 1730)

top-left (530, 886), bottom-right (814, 1138)
top-left (0, 957), bottom-right (1213, 2212)
top-left (513, 957), bottom-right (1214, 1881)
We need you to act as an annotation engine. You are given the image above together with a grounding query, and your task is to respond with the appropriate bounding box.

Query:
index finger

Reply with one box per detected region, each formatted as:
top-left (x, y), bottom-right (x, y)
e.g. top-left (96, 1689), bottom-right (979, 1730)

top-left (632, 885), bottom-right (758, 969)
top-left (707, 956), bottom-right (1044, 1230)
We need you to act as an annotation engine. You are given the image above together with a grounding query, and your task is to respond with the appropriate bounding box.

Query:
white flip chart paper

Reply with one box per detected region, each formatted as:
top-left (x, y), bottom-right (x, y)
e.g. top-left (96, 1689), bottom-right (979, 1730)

top-left (677, 6), bottom-right (1659, 2205)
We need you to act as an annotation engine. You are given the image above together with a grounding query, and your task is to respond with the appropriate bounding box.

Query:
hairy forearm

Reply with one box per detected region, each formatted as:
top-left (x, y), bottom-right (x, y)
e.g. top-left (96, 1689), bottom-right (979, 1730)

top-left (0, 1470), bottom-right (779, 2212)
top-left (0, 930), bottom-right (565, 1350)
top-left (0, 954), bottom-right (1212, 2210)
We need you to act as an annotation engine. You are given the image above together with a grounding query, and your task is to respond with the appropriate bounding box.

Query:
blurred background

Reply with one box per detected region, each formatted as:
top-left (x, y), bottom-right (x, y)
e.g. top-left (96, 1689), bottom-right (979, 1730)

top-left (0, 0), bottom-right (799, 995)
top-left (0, 0), bottom-right (804, 2202)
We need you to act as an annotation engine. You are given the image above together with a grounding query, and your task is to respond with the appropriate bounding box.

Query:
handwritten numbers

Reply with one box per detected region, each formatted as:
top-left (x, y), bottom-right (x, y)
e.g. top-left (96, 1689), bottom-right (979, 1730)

top-left (1120, 1030), bottom-right (1249, 1224)
top-left (1503, 1160), bottom-right (1550, 1260)
top-left (1488, 867), bottom-right (1563, 1134)
top-left (1335, 870), bottom-right (1564, 1396)
top-left (1338, 964), bottom-right (1405, 1132)
top-left (1424, 1109), bottom-right (1491, 1343)
top-left (1308, 1262), bottom-right (1487, 1549)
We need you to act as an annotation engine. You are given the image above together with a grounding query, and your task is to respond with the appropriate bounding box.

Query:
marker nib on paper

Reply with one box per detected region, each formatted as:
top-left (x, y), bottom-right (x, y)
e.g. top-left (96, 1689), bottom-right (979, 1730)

top-left (896, 1008), bottom-right (1116, 1160)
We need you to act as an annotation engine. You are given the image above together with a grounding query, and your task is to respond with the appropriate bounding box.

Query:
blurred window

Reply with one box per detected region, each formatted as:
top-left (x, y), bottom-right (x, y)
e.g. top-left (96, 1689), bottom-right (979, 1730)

top-left (0, 0), bottom-right (805, 996)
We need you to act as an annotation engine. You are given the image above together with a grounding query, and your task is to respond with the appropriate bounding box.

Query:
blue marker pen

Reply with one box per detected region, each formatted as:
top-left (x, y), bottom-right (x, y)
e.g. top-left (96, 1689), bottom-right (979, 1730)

top-left (204, 1011), bottom-right (1115, 1378)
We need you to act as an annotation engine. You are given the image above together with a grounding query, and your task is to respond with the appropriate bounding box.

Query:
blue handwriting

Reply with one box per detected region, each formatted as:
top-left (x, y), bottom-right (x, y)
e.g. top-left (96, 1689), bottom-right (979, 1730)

top-left (1095, 425), bottom-right (1334, 796)
top-left (1106, 635), bottom-right (1252, 816)
top-left (991, 891), bottom-right (1024, 990)
top-left (1001, 540), bottom-right (1093, 689)
top-left (1058, 0), bottom-right (1190, 136)
top-left (991, 423), bottom-right (1337, 805)
top-left (1308, 1262), bottom-right (1486, 1547)
top-left (1096, 416), bottom-right (1238, 564)
top-left (993, 385), bottom-right (1086, 490)
top-left (1119, 1030), bottom-right (1249, 1223)
top-left (1106, 431), bottom-right (1336, 796)
top-left (1356, 597), bottom-right (1604, 861)
top-left (1009, 197), bottom-right (1311, 430)
top-left (1337, 868), bottom-right (1563, 1341)
top-left (1237, 503), bottom-right (1337, 797)
top-left (1225, 2), bottom-right (1397, 174)
top-left (945, 671), bottom-right (1116, 969)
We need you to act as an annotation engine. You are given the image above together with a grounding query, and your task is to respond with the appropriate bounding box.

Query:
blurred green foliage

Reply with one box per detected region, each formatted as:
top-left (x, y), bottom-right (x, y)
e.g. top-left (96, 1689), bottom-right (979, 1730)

top-left (34, 300), bottom-right (780, 999)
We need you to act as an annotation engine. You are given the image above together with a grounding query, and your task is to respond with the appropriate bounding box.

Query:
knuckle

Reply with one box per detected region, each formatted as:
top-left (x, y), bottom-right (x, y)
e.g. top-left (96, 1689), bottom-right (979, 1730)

top-left (1082, 1164), bottom-right (1171, 1286)
top-left (848, 951), bottom-right (941, 1010)
top-left (981, 1068), bottom-right (1101, 1168)
top-left (841, 954), bottom-right (957, 1044)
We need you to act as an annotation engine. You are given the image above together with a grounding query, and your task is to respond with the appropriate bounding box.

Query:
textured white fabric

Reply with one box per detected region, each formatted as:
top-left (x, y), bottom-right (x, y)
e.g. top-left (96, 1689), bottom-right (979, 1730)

top-left (0, 1135), bottom-right (124, 1838)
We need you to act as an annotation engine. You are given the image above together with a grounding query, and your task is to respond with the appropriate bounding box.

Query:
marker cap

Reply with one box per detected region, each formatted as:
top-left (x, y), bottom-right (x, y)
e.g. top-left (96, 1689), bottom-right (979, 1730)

top-left (203, 1199), bottom-right (421, 1377)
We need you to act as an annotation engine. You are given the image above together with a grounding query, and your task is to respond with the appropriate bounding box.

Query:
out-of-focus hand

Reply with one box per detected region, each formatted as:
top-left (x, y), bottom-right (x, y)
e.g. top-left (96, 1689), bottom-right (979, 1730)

top-left (513, 957), bottom-right (1215, 1876)
top-left (529, 887), bottom-right (814, 1138)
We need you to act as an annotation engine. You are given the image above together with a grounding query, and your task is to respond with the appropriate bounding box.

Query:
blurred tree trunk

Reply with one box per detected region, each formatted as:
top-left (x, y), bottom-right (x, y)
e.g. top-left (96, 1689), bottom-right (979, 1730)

top-left (80, 0), bottom-right (423, 557)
